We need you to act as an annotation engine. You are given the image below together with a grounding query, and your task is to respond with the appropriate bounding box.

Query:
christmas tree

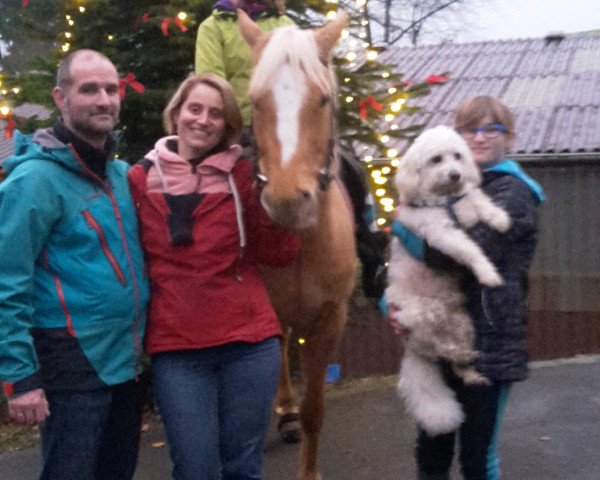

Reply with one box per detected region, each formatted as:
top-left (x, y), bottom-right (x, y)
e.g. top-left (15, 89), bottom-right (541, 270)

top-left (1, 0), bottom-right (446, 224)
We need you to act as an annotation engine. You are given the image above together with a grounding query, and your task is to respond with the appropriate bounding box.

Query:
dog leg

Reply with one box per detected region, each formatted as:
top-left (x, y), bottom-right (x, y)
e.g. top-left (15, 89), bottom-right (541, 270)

top-left (452, 364), bottom-right (489, 385)
top-left (454, 189), bottom-right (511, 233)
top-left (398, 350), bottom-right (464, 436)
top-left (396, 207), bottom-right (503, 287)
top-left (436, 344), bottom-right (479, 365)
top-left (422, 227), bottom-right (503, 287)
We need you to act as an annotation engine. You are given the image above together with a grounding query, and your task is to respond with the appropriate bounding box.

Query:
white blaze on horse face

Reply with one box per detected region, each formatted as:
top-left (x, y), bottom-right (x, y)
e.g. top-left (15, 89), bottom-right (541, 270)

top-left (273, 63), bottom-right (307, 166)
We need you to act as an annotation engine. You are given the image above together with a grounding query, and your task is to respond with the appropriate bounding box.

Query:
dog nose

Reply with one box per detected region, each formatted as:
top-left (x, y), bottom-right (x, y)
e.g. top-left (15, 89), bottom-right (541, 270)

top-left (449, 170), bottom-right (461, 182)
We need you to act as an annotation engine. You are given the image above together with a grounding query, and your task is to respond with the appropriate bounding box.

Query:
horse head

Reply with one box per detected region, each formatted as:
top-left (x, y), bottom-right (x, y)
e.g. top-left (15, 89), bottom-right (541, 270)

top-left (239, 11), bottom-right (347, 229)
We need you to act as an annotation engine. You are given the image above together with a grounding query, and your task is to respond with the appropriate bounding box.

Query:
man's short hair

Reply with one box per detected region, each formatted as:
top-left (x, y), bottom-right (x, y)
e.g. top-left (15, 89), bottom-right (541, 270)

top-left (56, 49), bottom-right (115, 90)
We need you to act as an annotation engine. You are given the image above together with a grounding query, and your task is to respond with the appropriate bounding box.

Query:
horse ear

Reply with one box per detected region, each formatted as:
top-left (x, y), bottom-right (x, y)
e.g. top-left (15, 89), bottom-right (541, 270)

top-left (314, 11), bottom-right (348, 60)
top-left (238, 9), bottom-right (264, 48)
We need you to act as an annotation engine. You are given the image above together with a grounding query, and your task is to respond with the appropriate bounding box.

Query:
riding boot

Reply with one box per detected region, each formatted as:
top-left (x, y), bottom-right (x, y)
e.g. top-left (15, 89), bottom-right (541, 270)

top-left (417, 471), bottom-right (450, 480)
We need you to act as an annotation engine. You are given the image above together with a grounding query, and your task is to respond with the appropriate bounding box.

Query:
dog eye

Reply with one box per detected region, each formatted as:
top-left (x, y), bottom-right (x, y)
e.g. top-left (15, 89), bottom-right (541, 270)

top-left (454, 152), bottom-right (462, 161)
top-left (320, 96), bottom-right (329, 107)
top-left (431, 155), bottom-right (442, 164)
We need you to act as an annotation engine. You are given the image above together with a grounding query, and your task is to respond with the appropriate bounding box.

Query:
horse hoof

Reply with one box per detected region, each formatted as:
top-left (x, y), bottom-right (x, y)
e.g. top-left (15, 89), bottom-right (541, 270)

top-left (278, 412), bottom-right (301, 444)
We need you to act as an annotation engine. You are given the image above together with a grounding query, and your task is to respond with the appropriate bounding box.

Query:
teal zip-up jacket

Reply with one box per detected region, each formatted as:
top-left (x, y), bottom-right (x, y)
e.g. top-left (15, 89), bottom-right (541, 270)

top-left (0, 129), bottom-right (149, 396)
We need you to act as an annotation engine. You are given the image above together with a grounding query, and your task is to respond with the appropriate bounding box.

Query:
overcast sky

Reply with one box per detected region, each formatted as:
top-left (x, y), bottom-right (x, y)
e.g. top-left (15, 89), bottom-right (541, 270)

top-left (463, 0), bottom-right (600, 42)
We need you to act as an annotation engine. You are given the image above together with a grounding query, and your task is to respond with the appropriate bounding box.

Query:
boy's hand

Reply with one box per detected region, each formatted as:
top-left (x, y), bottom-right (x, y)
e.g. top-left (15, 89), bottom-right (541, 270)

top-left (387, 302), bottom-right (411, 339)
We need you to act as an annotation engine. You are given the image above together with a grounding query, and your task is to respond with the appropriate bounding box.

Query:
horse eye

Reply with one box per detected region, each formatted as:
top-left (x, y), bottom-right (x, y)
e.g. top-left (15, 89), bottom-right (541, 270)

top-left (431, 155), bottom-right (442, 164)
top-left (454, 152), bottom-right (462, 161)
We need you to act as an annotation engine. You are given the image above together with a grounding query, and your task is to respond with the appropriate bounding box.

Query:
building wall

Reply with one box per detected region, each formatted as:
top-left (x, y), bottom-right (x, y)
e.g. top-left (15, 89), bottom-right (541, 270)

top-left (523, 158), bottom-right (600, 359)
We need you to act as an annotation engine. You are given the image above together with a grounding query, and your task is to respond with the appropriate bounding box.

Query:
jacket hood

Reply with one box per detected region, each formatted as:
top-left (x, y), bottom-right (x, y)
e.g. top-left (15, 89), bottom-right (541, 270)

top-left (143, 135), bottom-right (243, 195)
top-left (3, 128), bottom-right (87, 177)
top-left (214, 0), bottom-right (276, 20)
top-left (486, 159), bottom-right (545, 204)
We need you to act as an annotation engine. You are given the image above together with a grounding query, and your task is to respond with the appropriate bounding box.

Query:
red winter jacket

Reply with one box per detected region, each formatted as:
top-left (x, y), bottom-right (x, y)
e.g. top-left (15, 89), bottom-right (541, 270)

top-left (128, 137), bottom-right (300, 354)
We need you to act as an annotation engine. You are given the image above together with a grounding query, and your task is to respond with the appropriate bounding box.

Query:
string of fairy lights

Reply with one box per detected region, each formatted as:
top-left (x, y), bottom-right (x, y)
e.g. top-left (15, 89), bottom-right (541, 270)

top-left (60, 1), bottom-right (190, 53)
top-left (329, 0), bottom-right (409, 226)
top-left (1, 0), bottom-right (419, 226)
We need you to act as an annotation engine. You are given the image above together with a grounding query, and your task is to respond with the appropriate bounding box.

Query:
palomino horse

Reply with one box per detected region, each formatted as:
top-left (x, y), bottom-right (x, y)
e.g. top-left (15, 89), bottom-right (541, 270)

top-left (239, 11), bottom-right (356, 480)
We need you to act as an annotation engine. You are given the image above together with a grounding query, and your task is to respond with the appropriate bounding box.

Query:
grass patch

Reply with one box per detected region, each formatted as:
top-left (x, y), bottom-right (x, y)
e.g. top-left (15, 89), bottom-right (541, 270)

top-left (0, 422), bottom-right (40, 453)
top-left (0, 395), bottom-right (40, 452)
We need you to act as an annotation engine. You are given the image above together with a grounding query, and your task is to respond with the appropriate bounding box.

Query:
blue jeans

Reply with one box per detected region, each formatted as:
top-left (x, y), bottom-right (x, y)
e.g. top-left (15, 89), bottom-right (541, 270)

top-left (152, 338), bottom-right (281, 480)
top-left (40, 380), bottom-right (142, 480)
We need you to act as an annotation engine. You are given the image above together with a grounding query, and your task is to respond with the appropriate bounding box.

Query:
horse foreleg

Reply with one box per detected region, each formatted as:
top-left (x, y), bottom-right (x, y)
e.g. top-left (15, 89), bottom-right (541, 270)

top-left (276, 326), bottom-right (301, 443)
top-left (298, 303), bottom-right (346, 480)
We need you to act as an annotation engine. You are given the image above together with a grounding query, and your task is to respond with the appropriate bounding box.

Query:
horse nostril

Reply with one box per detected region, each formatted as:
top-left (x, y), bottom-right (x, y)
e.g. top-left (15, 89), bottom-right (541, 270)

top-left (299, 190), bottom-right (312, 201)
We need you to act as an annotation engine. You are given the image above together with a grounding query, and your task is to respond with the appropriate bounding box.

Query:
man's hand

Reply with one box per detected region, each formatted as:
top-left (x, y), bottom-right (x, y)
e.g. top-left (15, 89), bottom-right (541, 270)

top-left (8, 388), bottom-right (50, 426)
top-left (387, 302), bottom-right (411, 339)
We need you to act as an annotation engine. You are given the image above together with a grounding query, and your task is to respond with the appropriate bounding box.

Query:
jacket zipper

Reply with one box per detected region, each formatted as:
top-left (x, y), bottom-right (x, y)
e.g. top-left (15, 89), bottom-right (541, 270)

top-left (83, 210), bottom-right (127, 285)
top-left (70, 145), bottom-right (143, 378)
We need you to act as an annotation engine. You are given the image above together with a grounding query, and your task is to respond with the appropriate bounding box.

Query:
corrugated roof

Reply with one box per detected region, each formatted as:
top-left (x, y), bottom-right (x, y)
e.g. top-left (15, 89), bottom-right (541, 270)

top-left (0, 103), bottom-right (52, 163)
top-left (379, 32), bottom-right (600, 156)
top-left (2, 34), bottom-right (600, 161)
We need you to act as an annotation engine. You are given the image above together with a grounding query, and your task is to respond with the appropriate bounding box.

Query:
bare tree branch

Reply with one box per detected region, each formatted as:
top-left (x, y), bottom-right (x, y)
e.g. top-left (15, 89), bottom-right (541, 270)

top-left (388, 0), bottom-right (464, 45)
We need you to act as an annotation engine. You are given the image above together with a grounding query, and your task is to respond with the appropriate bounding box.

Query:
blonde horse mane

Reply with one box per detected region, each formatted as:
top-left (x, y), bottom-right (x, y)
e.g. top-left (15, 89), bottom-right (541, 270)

top-left (249, 25), bottom-right (336, 98)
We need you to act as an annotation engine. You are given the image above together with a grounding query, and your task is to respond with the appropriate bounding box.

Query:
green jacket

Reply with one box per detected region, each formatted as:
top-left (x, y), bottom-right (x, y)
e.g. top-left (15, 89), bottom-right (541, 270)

top-left (195, 8), bottom-right (294, 125)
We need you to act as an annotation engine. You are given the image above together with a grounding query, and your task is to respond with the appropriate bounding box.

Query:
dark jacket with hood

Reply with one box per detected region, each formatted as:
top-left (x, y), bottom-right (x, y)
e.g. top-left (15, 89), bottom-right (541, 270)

top-left (427, 160), bottom-right (544, 382)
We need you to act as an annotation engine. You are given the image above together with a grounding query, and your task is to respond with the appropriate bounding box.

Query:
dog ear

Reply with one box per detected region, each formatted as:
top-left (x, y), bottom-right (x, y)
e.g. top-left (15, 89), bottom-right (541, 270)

top-left (395, 157), bottom-right (420, 204)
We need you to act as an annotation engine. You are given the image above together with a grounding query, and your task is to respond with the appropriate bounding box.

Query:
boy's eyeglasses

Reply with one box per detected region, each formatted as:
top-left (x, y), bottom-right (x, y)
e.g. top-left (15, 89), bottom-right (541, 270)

top-left (457, 124), bottom-right (506, 139)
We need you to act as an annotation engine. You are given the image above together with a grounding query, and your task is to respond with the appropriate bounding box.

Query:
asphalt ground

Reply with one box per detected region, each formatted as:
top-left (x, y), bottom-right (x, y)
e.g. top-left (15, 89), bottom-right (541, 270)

top-left (1, 355), bottom-right (599, 479)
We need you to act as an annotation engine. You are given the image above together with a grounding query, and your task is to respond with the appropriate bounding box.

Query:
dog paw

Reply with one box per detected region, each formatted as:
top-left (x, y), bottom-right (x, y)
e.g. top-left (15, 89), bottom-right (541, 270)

top-left (475, 264), bottom-right (504, 287)
top-left (488, 209), bottom-right (511, 233)
top-left (462, 369), bottom-right (490, 385)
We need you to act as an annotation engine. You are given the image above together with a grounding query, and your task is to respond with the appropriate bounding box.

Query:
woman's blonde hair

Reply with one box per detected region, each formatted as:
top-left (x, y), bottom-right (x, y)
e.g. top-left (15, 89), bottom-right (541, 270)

top-left (454, 96), bottom-right (515, 137)
top-left (163, 73), bottom-right (243, 147)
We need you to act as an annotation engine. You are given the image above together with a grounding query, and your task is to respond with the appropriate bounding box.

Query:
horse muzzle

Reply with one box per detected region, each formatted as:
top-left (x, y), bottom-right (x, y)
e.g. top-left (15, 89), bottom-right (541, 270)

top-left (260, 188), bottom-right (318, 230)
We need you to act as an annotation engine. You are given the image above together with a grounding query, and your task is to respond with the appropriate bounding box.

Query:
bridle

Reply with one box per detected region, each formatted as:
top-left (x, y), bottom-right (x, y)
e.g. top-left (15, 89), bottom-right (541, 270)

top-left (253, 93), bottom-right (337, 193)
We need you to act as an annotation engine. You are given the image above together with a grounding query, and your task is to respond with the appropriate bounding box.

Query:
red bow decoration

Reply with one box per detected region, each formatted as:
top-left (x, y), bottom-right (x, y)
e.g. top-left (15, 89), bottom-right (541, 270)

top-left (118, 73), bottom-right (145, 101)
top-left (358, 95), bottom-right (383, 120)
top-left (425, 74), bottom-right (448, 84)
top-left (21, 0), bottom-right (29, 7)
top-left (1, 111), bottom-right (16, 140)
top-left (161, 17), bottom-right (188, 36)
top-left (142, 12), bottom-right (151, 23)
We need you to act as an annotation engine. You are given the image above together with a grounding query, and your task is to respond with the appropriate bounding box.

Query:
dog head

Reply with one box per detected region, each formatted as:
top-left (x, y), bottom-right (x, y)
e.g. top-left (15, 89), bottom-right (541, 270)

top-left (395, 125), bottom-right (481, 205)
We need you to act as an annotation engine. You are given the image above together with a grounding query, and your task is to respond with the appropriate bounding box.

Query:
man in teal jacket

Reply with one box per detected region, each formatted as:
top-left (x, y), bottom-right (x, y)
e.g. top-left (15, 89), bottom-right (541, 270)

top-left (0, 49), bottom-right (149, 480)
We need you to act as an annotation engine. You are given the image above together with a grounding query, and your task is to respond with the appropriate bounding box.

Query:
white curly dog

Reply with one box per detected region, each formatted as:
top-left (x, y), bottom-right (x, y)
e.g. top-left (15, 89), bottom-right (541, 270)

top-left (386, 125), bottom-right (511, 435)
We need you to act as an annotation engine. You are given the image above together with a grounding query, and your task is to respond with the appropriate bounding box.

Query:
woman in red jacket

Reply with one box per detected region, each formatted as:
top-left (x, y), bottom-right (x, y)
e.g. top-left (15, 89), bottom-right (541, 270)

top-left (128, 73), bottom-right (301, 480)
